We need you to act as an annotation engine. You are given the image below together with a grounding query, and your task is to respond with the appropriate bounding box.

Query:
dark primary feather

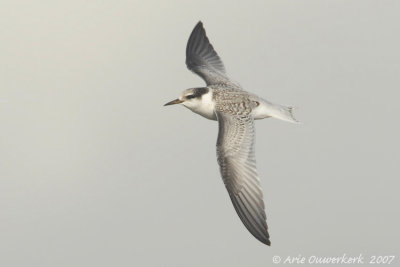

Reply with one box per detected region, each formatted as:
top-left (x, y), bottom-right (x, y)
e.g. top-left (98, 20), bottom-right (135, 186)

top-left (186, 21), bottom-right (232, 86)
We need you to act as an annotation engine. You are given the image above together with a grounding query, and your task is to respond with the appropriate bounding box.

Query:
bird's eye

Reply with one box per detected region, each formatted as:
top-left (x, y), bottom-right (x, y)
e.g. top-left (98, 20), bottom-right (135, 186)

top-left (186, 94), bottom-right (196, 99)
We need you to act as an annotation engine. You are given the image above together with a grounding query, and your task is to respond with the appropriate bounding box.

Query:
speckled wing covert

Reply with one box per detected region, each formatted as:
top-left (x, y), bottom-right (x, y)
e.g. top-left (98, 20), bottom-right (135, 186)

top-left (215, 109), bottom-right (271, 246)
top-left (186, 21), bottom-right (232, 86)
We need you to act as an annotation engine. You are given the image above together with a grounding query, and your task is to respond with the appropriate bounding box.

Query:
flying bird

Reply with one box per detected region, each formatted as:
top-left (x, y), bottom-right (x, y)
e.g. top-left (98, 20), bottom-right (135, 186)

top-left (164, 21), bottom-right (299, 246)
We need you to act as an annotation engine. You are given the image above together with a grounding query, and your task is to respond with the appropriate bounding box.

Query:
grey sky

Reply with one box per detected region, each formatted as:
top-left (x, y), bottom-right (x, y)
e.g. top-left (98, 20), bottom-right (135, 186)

top-left (1, 1), bottom-right (399, 266)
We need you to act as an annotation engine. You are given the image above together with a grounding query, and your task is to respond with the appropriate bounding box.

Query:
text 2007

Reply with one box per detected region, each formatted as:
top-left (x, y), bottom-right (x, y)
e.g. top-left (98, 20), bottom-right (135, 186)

top-left (369, 256), bottom-right (395, 264)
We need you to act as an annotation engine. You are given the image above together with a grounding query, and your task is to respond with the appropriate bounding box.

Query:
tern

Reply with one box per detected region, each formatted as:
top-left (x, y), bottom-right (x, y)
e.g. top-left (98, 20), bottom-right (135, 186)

top-left (164, 21), bottom-right (299, 246)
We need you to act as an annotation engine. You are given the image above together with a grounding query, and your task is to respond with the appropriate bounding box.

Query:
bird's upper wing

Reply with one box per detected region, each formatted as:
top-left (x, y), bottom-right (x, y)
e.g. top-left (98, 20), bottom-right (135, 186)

top-left (186, 22), bottom-right (232, 86)
top-left (215, 108), bottom-right (270, 246)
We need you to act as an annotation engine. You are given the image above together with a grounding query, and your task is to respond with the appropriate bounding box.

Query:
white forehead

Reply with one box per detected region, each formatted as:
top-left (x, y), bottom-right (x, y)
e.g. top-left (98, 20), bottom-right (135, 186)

top-left (183, 88), bottom-right (195, 95)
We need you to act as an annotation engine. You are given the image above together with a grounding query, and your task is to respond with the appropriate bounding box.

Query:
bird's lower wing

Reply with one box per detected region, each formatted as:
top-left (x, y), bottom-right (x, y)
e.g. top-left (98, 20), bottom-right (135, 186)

top-left (215, 110), bottom-right (270, 245)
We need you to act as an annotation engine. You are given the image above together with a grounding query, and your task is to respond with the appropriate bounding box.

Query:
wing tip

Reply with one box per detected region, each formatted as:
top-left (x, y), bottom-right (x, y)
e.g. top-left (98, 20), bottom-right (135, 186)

top-left (186, 21), bottom-right (205, 61)
top-left (255, 230), bottom-right (271, 246)
top-left (262, 237), bottom-right (271, 246)
top-left (191, 21), bottom-right (205, 36)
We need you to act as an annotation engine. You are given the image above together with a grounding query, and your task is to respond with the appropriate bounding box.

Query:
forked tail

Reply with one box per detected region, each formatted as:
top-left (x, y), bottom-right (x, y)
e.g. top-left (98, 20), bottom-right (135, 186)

top-left (270, 105), bottom-right (300, 124)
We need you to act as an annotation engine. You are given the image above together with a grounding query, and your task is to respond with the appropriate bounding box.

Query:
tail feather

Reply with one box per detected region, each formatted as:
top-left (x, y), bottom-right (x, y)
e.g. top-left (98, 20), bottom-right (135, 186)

top-left (286, 106), bottom-right (300, 124)
top-left (272, 105), bottom-right (300, 124)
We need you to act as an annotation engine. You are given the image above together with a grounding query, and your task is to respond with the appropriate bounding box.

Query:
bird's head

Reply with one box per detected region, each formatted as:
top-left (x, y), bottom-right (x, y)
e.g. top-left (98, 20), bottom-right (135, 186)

top-left (164, 87), bottom-right (209, 109)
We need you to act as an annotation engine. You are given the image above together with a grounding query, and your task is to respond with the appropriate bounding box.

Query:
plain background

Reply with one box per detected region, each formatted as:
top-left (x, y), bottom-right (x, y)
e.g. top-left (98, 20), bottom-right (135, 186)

top-left (1, 1), bottom-right (399, 266)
